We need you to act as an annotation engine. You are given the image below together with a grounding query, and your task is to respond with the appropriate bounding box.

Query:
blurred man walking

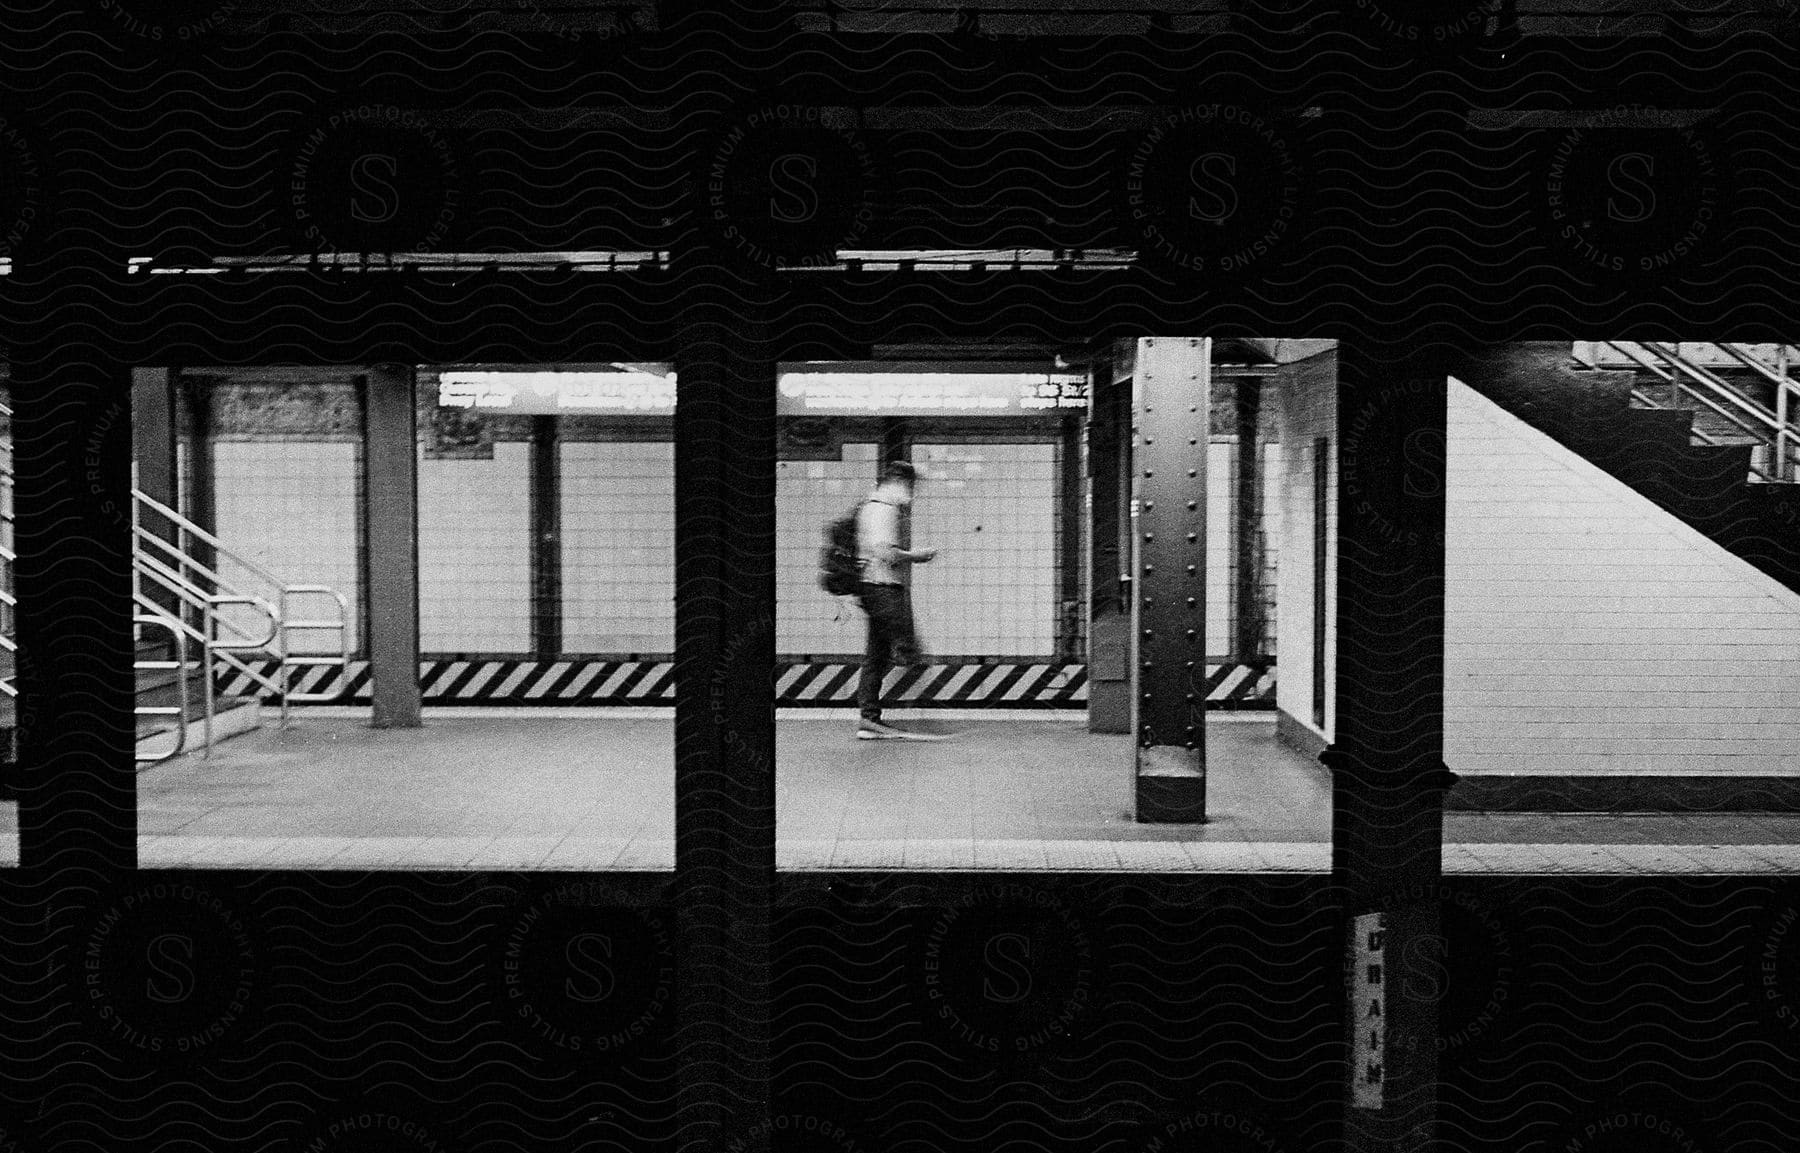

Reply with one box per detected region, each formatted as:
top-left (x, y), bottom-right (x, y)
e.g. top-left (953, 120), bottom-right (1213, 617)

top-left (855, 461), bottom-right (940, 740)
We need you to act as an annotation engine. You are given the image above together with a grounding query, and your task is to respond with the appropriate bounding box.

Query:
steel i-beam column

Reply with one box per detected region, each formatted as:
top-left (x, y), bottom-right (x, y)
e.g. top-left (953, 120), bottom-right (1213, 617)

top-left (1130, 336), bottom-right (1209, 823)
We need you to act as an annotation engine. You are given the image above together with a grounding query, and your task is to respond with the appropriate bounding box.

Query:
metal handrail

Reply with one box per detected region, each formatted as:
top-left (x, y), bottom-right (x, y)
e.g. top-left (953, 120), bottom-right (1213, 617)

top-left (1643, 341), bottom-right (1799, 482)
top-left (132, 487), bottom-right (351, 658)
top-left (199, 595), bottom-right (279, 758)
top-left (1717, 343), bottom-right (1800, 482)
top-left (1639, 342), bottom-right (1784, 434)
top-left (1605, 342), bottom-right (1773, 437)
top-left (1605, 341), bottom-right (1774, 443)
top-left (130, 589), bottom-right (280, 705)
top-left (1627, 387), bottom-right (1729, 448)
top-left (130, 585), bottom-right (283, 700)
top-left (1716, 343), bottom-right (1800, 405)
top-left (277, 584), bottom-right (354, 722)
top-left (1601, 341), bottom-right (1793, 483)
top-left (133, 541), bottom-right (279, 648)
top-left (129, 479), bottom-right (351, 757)
top-left (133, 487), bottom-right (290, 592)
top-left (204, 593), bottom-right (280, 651)
top-left (134, 612), bottom-right (190, 765)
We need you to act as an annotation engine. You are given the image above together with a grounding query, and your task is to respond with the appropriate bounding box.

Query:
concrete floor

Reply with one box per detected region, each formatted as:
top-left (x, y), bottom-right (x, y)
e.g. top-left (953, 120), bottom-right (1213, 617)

top-left (48, 709), bottom-right (1788, 872)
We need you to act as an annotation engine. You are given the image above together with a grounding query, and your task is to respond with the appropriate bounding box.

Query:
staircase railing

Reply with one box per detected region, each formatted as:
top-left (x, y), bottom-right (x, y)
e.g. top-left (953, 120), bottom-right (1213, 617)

top-left (1597, 341), bottom-right (1800, 483)
top-left (130, 484), bottom-right (351, 753)
top-left (133, 614), bottom-right (190, 764)
top-left (1715, 343), bottom-right (1800, 482)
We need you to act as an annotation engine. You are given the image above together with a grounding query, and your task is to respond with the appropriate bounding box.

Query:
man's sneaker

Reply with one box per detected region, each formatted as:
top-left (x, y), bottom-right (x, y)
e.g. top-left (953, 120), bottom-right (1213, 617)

top-left (858, 719), bottom-right (950, 742)
top-left (857, 720), bottom-right (903, 740)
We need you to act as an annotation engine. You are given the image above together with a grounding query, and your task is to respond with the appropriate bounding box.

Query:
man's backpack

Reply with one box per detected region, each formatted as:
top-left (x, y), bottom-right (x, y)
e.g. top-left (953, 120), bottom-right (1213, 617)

top-left (819, 502), bottom-right (866, 596)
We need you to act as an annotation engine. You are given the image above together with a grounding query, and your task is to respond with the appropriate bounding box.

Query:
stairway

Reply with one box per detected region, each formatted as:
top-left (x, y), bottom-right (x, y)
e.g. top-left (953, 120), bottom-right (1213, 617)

top-left (1449, 343), bottom-right (1800, 812)
top-left (1455, 343), bottom-right (1800, 598)
top-left (135, 633), bottom-right (262, 763)
top-left (130, 484), bottom-right (350, 763)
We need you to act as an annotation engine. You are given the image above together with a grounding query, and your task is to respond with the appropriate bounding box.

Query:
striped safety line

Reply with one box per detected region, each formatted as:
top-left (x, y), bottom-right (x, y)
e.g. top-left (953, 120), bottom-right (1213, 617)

top-left (220, 658), bottom-right (1276, 708)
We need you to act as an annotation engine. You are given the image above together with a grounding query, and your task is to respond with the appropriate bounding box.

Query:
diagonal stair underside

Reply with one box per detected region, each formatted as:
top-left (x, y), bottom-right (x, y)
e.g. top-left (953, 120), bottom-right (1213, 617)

top-left (1454, 343), bottom-right (1800, 598)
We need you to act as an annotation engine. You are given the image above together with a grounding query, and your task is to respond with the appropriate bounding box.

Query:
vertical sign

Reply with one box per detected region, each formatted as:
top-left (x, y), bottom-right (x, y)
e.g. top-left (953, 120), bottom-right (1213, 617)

top-left (1351, 911), bottom-right (1386, 1110)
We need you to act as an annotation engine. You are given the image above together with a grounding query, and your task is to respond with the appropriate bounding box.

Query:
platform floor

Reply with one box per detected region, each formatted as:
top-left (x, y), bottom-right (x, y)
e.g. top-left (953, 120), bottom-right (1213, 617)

top-left (4, 711), bottom-right (1800, 872)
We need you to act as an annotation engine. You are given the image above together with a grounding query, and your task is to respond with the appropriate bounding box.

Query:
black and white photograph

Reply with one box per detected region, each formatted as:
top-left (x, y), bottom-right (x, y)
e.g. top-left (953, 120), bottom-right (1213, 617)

top-left (5, 4), bottom-right (1800, 1151)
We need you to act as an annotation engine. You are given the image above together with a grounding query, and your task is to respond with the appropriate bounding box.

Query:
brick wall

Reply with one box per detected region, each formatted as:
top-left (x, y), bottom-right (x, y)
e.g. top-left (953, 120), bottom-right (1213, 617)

top-left (1446, 378), bottom-right (1800, 776)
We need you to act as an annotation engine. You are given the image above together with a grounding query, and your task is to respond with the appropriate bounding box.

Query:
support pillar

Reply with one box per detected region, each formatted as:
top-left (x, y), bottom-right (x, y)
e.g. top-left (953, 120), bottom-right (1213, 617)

top-left (1086, 354), bottom-right (1129, 733)
top-left (131, 367), bottom-right (181, 621)
top-left (17, 341), bottom-right (137, 870)
top-left (181, 374), bottom-right (217, 578)
top-left (1329, 343), bottom-right (1455, 1152)
top-left (1130, 336), bottom-right (1209, 823)
top-left (673, 264), bottom-right (776, 1152)
top-left (1233, 375), bottom-right (1265, 659)
top-left (359, 364), bottom-right (422, 729)
top-left (1058, 413), bottom-right (1083, 662)
top-left (529, 416), bottom-right (561, 658)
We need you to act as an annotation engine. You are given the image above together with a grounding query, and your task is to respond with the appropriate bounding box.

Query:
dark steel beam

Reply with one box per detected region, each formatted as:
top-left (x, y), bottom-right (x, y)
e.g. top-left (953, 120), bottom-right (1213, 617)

top-left (1130, 336), bottom-right (1208, 823)
top-left (1329, 343), bottom-right (1453, 1152)
top-left (672, 265), bottom-right (777, 1150)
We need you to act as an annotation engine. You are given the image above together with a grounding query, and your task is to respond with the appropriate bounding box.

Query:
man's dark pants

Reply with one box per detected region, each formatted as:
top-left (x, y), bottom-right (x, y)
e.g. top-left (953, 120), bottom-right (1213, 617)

top-left (857, 582), bottom-right (919, 723)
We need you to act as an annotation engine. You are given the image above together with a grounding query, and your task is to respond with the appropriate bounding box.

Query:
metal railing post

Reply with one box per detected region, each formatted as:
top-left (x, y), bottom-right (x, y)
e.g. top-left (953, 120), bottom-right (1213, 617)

top-left (201, 599), bottom-right (216, 759)
top-left (132, 613), bottom-right (189, 764)
top-left (129, 487), bottom-right (358, 738)
top-left (1781, 345), bottom-right (1794, 483)
top-left (278, 591), bottom-right (290, 730)
top-left (130, 463), bottom-right (142, 639)
top-left (1610, 342), bottom-right (1800, 485)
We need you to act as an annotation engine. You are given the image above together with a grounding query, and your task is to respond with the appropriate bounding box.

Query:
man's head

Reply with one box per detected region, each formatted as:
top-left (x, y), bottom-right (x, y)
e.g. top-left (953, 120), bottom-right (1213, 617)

top-left (879, 460), bottom-right (919, 504)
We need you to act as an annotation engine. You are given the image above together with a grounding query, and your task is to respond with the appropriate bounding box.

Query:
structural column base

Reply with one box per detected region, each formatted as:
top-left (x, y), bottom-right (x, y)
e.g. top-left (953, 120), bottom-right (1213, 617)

top-left (1136, 744), bottom-right (1206, 823)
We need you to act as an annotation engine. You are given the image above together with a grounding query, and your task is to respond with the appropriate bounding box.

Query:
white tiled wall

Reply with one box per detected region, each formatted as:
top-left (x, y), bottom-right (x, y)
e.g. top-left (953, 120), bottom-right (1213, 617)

top-left (1273, 358), bottom-right (1337, 742)
top-left (1446, 378), bottom-right (1800, 776)
top-left (198, 420), bottom-right (1286, 667)
top-left (212, 441), bottom-right (361, 654)
top-left (560, 441), bottom-right (675, 653)
top-left (777, 443), bottom-right (879, 655)
top-left (911, 442), bottom-right (1058, 655)
top-left (419, 441), bottom-right (531, 653)
top-left (776, 437), bottom-right (1265, 660)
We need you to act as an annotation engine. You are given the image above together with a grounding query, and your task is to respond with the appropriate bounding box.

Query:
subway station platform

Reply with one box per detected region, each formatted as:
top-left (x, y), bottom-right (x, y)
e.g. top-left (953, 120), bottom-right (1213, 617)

top-left (54, 711), bottom-right (1798, 874)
